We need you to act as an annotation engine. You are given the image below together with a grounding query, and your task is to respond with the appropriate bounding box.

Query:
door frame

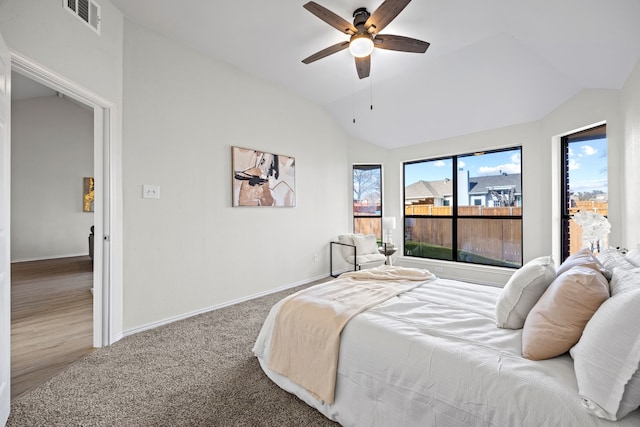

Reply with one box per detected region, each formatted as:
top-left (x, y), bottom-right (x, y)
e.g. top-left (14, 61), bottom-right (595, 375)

top-left (11, 51), bottom-right (121, 347)
top-left (1, 30), bottom-right (11, 426)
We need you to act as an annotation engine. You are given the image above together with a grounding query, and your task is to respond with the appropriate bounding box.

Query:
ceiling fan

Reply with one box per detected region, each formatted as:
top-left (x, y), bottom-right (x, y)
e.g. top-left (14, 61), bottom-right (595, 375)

top-left (301, 0), bottom-right (430, 79)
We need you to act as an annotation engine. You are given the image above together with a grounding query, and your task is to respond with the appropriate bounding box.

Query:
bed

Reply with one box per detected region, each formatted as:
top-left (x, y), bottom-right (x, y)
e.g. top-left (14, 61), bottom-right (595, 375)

top-left (253, 257), bottom-right (640, 426)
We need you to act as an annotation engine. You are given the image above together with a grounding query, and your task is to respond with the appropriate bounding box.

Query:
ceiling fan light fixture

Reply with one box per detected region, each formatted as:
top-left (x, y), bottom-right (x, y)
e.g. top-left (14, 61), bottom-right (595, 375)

top-left (349, 34), bottom-right (374, 58)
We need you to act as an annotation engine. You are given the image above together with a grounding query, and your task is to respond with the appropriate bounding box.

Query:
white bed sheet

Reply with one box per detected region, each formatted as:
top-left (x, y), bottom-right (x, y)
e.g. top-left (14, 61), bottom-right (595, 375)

top-left (253, 277), bottom-right (640, 427)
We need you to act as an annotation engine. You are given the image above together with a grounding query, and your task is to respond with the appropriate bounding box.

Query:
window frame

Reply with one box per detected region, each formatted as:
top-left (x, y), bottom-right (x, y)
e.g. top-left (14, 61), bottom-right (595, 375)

top-left (403, 147), bottom-right (523, 268)
top-left (560, 124), bottom-right (607, 261)
top-left (353, 164), bottom-right (382, 240)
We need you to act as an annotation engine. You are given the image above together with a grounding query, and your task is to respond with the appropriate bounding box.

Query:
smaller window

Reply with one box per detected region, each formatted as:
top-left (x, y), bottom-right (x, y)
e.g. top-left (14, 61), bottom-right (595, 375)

top-left (353, 165), bottom-right (382, 239)
top-left (561, 124), bottom-right (608, 260)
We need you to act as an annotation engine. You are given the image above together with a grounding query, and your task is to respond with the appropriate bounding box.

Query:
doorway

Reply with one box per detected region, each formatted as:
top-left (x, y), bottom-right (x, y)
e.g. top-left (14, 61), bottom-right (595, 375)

top-left (10, 71), bottom-right (95, 398)
top-left (9, 51), bottom-right (117, 353)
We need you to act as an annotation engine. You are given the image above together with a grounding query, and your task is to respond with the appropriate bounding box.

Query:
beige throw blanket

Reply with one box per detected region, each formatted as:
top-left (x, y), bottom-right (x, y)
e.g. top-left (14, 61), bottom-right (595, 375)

top-left (267, 266), bottom-right (435, 403)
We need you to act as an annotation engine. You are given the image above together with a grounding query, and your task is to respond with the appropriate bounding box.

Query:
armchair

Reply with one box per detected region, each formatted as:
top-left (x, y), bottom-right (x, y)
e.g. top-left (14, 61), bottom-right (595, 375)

top-left (330, 233), bottom-right (385, 277)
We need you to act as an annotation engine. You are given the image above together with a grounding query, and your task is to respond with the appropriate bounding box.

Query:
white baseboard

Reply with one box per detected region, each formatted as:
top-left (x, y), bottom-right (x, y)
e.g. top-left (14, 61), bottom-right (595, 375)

top-left (11, 252), bottom-right (90, 263)
top-left (395, 256), bottom-right (514, 287)
top-left (122, 273), bottom-right (329, 338)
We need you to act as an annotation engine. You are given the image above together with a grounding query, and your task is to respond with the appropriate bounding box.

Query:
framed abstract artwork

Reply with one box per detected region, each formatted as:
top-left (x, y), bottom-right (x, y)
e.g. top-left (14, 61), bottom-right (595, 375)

top-left (83, 177), bottom-right (94, 212)
top-left (232, 146), bottom-right (296, 207)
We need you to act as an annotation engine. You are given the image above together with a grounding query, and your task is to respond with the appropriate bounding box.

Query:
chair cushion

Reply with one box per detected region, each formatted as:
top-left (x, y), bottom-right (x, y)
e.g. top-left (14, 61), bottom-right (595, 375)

top-left (345, 253), bottom-right (386, 266)
top-left (338, 234), bottom-right (384, 267)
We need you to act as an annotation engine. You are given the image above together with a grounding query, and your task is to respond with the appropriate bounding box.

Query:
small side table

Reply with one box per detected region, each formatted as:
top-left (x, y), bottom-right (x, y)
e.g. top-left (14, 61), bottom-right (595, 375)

top-left (378, 244), bottom-right (398, 266)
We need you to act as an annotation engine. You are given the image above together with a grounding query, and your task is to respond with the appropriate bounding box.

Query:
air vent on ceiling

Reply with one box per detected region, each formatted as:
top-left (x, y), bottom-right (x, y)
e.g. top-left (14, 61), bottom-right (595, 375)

top-left (64, 0), bottom-right (101, 34)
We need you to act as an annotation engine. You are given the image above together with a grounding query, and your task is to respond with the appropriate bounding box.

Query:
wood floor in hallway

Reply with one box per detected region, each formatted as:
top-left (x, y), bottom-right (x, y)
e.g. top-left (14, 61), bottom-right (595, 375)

top-left (10, 256), bottom-right (94, 400)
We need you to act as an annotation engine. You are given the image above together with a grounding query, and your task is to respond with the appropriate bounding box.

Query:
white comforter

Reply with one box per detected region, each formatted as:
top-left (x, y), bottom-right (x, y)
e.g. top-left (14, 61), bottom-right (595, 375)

top-left (268, 266), bottom-right (435, 403)
top-left (253, 276), bottom-right (640, 427)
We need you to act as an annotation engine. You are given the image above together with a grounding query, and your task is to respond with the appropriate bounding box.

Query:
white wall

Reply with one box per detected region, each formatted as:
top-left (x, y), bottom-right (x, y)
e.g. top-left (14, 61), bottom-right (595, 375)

top-left (11, 95), bottom-right (94, 261)
top-left (0, 0), bottom-right (123, 103)
top-left (121, 22), bottom-right (353, 331)
top-left (621, 59), bottom-right (640, 248)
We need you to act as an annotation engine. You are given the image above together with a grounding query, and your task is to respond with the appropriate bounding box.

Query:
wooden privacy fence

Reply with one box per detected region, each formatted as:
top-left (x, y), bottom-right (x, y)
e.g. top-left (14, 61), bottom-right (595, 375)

top-left (406, 217), bottom-right (522, 264)
top-left (354, 217), bottom-right (382, 238)
top-left (569, 201), bottom-right (608, 216)
top-left (457, 219), bottom-right (522, 263)
top-left (405, 205), bottom-right (522, 216)
top-left (404, 200), bottom-right (607, 260)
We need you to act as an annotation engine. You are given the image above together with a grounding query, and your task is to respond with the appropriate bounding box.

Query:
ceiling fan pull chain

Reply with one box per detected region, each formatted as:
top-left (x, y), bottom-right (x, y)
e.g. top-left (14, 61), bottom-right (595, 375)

top-left (353, 81), bottom-right (357, 123)
top-left (370, 76), bottom-right (374, 110)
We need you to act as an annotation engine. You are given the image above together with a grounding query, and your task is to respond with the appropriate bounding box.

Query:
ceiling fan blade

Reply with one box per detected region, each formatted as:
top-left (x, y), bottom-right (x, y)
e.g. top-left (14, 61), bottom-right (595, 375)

top-left (303, 2), bottom-right (357, 35)
top-left (374, 34), bottom-right (430, 53)
top-left (365, 0), bottom-right (411, 34)
top-left (355, 55), bottom-right (371, 79)
top-left (302, 41), bottom-right (350, 64)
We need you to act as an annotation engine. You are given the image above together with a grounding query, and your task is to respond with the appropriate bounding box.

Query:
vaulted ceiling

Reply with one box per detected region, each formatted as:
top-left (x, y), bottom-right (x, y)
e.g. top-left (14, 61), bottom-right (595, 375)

top-left (111, 0), bottom-right (640, 148)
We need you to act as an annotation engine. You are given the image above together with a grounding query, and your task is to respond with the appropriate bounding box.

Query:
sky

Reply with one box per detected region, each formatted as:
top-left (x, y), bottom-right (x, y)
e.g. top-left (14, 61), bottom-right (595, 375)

top-left (567, 137), bottom-right (608, 194)
top-left (404, 148), bottom-right (522, 185)
top-left (404, 140), bottom-right (608, 195)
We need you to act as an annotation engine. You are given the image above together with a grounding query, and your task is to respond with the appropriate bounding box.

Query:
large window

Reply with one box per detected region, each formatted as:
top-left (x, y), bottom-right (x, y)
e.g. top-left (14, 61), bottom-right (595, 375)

top-left (353, 164), bottom-right (382, 239)
top-left (561, 124), bottom-right (607, 261)
top-left (404, 147), bottom-right (523, 268)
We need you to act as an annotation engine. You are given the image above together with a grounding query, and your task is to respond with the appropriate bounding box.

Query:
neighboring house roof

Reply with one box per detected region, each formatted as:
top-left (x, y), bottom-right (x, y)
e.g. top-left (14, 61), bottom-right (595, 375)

top-left (406, 173), bottom-right (522, 199)
top-left (468, 174), bottom-right (522, 195)
top-left (405, 179), bottom-right (452, 200)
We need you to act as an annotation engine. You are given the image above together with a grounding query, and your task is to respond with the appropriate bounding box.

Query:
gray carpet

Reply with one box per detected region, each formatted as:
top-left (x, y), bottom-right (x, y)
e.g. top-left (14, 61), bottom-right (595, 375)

top-left (8, 280), bottom-right (339, 426)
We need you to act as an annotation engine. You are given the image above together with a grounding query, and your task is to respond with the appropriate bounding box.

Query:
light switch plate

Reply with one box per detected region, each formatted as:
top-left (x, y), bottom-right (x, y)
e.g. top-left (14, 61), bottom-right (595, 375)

top-left (142, 184), bottom-right (160, 199)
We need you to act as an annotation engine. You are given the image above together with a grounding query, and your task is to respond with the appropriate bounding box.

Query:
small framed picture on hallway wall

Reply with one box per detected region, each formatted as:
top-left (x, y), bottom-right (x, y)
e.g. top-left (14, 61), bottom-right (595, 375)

top-left (83, 177), bottom-right (94, 212)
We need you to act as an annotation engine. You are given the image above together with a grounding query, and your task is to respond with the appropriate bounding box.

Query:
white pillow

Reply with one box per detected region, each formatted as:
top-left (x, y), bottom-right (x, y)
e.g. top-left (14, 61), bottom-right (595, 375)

top-left (337, 234), bottom-right (356, 258)
top-left (570, 287), bottom-right (640, 421)
top-left (610, 267), bottom-right (640, 296)
top-left (495, 256), bottom-right (556, 329)
top-left (352, 234), bottom-right (379, 255)
top-left (597, 248), bottom-right (635, 272)
top-left (626, 245), bottom-right (640, 267)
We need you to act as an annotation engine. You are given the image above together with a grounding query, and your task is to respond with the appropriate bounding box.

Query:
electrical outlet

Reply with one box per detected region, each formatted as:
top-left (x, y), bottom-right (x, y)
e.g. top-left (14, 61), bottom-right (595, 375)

top-left (314, 254), bottom-right (319, 262)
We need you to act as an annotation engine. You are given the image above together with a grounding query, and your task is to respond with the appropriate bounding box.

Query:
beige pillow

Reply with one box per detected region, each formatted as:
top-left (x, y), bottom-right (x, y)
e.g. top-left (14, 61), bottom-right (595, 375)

top-left (556, 248), bottom-right (604, 276)
top-left (522, 266), bottom-right (609, 360)
top-left (495, 256), bottom-right (556, 329)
